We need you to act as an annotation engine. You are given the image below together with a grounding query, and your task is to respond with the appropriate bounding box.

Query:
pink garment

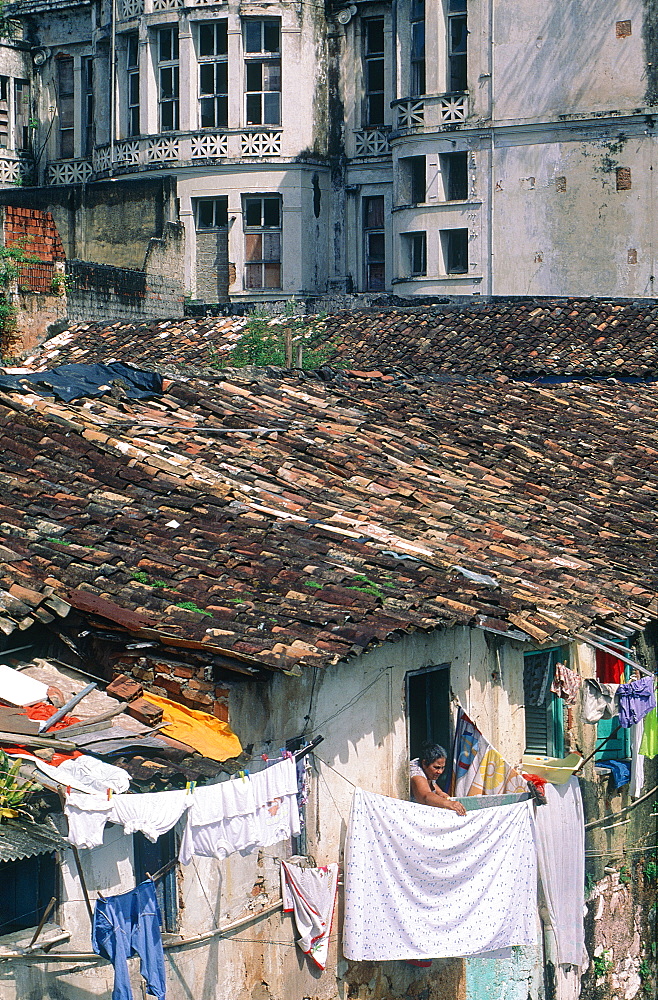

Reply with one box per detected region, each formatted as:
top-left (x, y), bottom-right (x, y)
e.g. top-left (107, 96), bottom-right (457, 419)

top-left (550, 663), bottom-right (581, 705)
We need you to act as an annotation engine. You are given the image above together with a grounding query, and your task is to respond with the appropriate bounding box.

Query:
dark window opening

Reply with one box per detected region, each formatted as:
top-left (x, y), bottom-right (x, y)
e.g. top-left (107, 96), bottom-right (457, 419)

top-left (364, 18), bottom-right (385, 126)
top-left (127, 34), bottom-right (140, 136)
top-left (0, 853), bottom-right (57, 936)
top-left (82, 56), bottom-right (94, 157)
top-left (442, 228), bottom-right (468, 274)
top-left (57, 59), bottom-right (74, 158)
top-left (440, 151), bottom-right (468, 200)
top-left (158, 27), bottom-right (179, 132)
top-left (133, 832), bottom-right (177, 933)
top-left (244, 20), bottom-right (281, 126)
top-left (448, 0), bottom-right (467, 92)
top-left (407, 665), bottom-right (452, 789)
top-left (363, 195), bottom-right (385, 290)
top-left (410, 0), bottom-right (425, 97)
top-left (196, 197), bottom-right (229, 230)
top-left (406, 231), bottom-right (427, 276)
top-left (199, 21), bottom-right (228, 128)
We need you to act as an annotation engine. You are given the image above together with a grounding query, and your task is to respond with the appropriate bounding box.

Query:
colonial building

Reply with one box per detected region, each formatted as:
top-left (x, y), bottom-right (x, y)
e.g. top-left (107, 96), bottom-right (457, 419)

top-left (0, 0), bottom-right (655, 304)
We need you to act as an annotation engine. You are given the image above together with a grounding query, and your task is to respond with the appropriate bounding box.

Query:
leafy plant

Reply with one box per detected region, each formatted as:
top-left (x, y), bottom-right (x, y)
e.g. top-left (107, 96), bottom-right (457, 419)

top-left (592, 951), bottom-right (613, 978)
top-left (152, 579), bottom-right (168, 589)
top-left (344, 574), bottom-right (384, 599)
top-left (0, 244), bottom-right (47, 357)
top-left (643, 860), bottom-right (657, 883)
top-left (175, 601), bottom-right (213, 617)
top-left (46, 536), bottom-right (71, 546)
top-left (210, 306), bottom-right (340, 371)
top-left (132, 571), bottom-right (150, 584)
top-left (619, 865), bottom-right (632, 886)
top-left (585, 871), bottom-right (596, 893)
top-left (0, 750), bottom-right (34, 819)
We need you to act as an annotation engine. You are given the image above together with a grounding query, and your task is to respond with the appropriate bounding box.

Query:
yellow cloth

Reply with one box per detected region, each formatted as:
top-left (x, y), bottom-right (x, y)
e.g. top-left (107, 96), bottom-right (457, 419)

top-left (468, 746), bottom-right (527, 796)
top-left (143, 693), bottom-right (242, 762)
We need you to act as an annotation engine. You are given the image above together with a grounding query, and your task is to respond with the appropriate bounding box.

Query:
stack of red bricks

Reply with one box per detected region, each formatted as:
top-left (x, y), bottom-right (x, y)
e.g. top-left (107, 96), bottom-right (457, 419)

top-left (3, 206), bottom-right (66, 263)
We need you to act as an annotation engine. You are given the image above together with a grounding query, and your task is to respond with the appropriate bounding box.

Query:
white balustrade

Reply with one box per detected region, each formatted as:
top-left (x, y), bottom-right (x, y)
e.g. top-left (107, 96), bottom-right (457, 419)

top-left (46, 158), bottom-right (93, 185)
top-left (353, 129), bottom-right (390, 156)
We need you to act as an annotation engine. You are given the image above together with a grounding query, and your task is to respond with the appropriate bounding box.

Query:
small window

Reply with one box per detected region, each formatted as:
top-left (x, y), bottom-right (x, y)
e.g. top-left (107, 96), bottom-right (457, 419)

top-left (523, 648), bottom-right (566, 757)
top-left (440, 228), bottom-right (468, 274)
top-left (82, 56), bottom-right (94, 157)
top-left (198, 21), bottom-right (228, 128)
top-left (243, 20), bottom-right (281, 126)
top-left (133, 832), bottom-right (177, 933)
top-left (195, 197), bottom-right (229, 230)
top-left (243, 195), bottom-right (282, 289)
top-left (0, 76), bottom-right (8, 148)
top-left (57, 59), bottom-right (74, 158)
top-left (0, 854), bottom-right (57, 936)
top-left (363, 18), bottom-right (385, 126)
top-left (403, 231), bottom-right (427, 276)
top-left (439, 151), bottom-right (468, 201)
top-left (14, 80), bottom-right (30, 152)
top-left (363, 195), bottom-right (385, 290)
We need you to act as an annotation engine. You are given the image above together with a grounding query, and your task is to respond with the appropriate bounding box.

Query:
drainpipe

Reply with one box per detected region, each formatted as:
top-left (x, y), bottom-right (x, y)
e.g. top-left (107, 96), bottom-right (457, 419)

top-left (110, 0), bottom-right (117, 171)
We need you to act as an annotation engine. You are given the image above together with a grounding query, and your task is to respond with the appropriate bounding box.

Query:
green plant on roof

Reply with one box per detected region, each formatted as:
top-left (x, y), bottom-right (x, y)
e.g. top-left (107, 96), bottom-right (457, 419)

top-left (592, 951), bottom-right (614, 978)
top-left (46, 536), bottom-right (71, 546)
top-left (208, 304), bottom-right (340, 371)
top-left (175, 601), bottom-right (213, 616)
top-left (152, 579), bottom-right (168, 589)
top-left (303, 580), bottom-right (323, 588)
top-left (0, 750), bottom-right (35, 820)
top-left (132, 571), bottom-right (150, 584)
top-left (344, 574), bottom-right (384, 598)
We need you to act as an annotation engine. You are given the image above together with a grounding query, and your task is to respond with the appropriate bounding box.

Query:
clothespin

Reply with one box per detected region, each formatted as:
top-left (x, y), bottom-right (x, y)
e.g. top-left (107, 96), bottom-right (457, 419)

top-left (106, 788), bottom-right (113, 800)
top-left (261, 754), bottom-right (269, 761)
top-left (66, 786), bottom-right (71, 796)
top-left (244, 769), bottom-right (250, 778)
top-left (239, 770), bottom-right (246, 782)
top-left (185, 780), bottom-right (196, 794)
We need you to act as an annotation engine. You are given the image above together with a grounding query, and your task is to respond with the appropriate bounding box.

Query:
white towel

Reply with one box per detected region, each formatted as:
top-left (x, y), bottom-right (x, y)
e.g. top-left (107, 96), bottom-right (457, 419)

top-left (533, 776), bottom-right (587, 968)
top-left (251, 758), bottom-right (301, 847)
top-left (179, 777), bottom-right (261, 864)
top-left (109, 788), bottom-right (191, 843)
top-left (64, 790), bottom-right (113, 849)
top-left (281, 860), bottom-right (339, 970)
top-left (343, 788), bottom-right (536, 960)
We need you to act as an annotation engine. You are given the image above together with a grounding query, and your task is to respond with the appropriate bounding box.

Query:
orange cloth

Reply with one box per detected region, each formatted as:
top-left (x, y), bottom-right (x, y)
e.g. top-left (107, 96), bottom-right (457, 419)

top-left (142, 693), bottom-right (242, 762)
top-left (26, 703), bottom-right (82, 732)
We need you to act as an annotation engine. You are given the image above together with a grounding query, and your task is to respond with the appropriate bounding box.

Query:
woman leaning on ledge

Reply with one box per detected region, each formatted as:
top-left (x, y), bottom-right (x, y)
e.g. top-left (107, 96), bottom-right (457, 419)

top-left (410, 741), bottom-right (467, 816)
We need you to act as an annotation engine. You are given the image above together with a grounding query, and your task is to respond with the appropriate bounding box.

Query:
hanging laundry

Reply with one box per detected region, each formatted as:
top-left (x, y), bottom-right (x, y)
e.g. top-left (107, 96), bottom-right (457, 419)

top-left (109, 789), bottom-right (190, 843)
top-left (281, 860), bottom-right (339, 971)
top-left (596, 650), bottom-right (625, 684)
top-left (178, 772), bottom-right (260, 864)
top-left (597, 759), bottom-right (631, 789)
top-left (630, 722), bottom-right (645, 799)
top-left (343, 789), bottom-right (536, 961)
top-left (92, 880), bottom-right (166, 1000)
top-left (9, 751), bottom-right (131, 796)
top-left (550, 663), bottom-right (581, 705)
top-left (581, 679), bottom-right (619, 724)
top-left (617, 675), bottom-right (657, 728)
top-left (639, 703), bottom-right (658, 758)
top-left (65, 789), bottom-right (114, 849)
top-left (250, 757), bottom-right (301, 847)
top-left (451, 708), bottom-right (527, 796)
top-left (533, 776), bottom-right (586, 968)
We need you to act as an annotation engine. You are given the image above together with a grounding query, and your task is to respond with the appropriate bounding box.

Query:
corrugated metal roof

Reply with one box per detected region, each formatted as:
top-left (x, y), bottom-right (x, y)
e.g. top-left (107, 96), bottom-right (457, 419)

top-left (0, 819), bottom-right (63, 863)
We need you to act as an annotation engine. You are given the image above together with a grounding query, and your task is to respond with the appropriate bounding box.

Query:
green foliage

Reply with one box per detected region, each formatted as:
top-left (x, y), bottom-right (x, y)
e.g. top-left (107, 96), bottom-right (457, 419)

top-left (585, 871), bottom-right (596, 893)
top-left (593, 951), bottom-right (614, 977)
top-left (344, 574), bottom-right (384, 599)
top-left (643, 860), bottom-right (657, 883)
top-left (619, 865), bottom-right (632, 886)
top-left (0, 244), bottom-right (46, 358)
top-left (303, 580), bottom-right (323, 589)
top-left (46, 536), bottom-right (71, 546)
top-left (175, 601), bottom-right (213, 617)
top-left (132, 571), bottom-right (150, 584)
top-left (209, 305), bottom-right (340, 371)
top-left (151, 579), bottom-right (168, 589)
top-left (0, 750), bottom-right (34, 819)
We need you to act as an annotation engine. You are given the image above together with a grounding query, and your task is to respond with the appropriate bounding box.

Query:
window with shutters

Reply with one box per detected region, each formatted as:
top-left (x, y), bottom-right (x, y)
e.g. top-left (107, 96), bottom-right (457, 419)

top-left (57, 59), bottom-right (74, 158)
top-left (0, 77), bottom-right (8, 148)
top-left (198, 21), bottom-right (228, 128)
top-left (158, 26), bottom-right (179, 132)
top-left (14, 80), bottom-right (30, 152)
top-left (439, 151), bottom-right (468, 201)
top-left (82, 57), bottom-right (94, 157)
top-left (244, 20), bottom-right (281, 126)
top-left (523, 648), bottom-right (566, 756)
top-left (243, 195), bottom-right (282, 289)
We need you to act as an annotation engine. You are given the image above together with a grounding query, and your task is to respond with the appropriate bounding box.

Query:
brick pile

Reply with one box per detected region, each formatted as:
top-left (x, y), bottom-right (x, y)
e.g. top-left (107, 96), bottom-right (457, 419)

top-left (3, 206), bottom-right (65, 263)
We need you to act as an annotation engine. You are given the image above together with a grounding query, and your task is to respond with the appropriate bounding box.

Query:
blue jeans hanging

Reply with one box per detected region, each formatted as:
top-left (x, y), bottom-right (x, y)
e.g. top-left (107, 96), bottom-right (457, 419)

top-left (92, 880), bottom-right (166, 1000)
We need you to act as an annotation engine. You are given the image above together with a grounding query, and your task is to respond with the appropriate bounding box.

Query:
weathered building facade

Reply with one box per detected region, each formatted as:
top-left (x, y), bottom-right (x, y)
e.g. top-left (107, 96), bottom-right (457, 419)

top-left (0, 0), bottom-right (655, 304)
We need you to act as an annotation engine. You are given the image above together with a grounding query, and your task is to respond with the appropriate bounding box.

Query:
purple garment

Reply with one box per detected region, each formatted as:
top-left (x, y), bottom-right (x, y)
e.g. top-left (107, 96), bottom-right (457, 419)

top-left (617, 676), bottom-right (657, 728)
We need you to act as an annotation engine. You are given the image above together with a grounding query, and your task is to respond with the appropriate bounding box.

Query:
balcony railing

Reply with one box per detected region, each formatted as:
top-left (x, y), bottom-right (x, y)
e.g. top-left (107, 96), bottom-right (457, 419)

top-left (0, 152), bottom-right (34, 187)
top-left (119, 0), bottom-right (227, 17)
top-left (391, 93), bottom-right (468, 133)
top-left (46, 158), bottom-right (93, 185)
top-left (353, 128), bottom-right (391, 157)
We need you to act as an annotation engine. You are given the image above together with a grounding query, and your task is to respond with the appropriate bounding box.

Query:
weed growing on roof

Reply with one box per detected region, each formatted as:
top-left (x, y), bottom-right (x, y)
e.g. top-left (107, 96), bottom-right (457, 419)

top-left (175, 601), bottom-right (213, 616)
top-left (210, 306), bottom-right (340, 371)
top-left (46, 536), bottom-right (71, 546)
top-left (151, 580), bottom-right (168, 589)
top-left (344, 574), bottom-right (384, 599)
top-left (303, 580), bottom-right (323, 588)
top-left (132, 571), bottom-right (150, 584)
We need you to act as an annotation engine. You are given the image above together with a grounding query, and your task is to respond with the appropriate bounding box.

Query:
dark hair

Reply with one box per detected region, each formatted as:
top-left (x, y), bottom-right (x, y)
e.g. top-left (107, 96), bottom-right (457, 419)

top-left (419, 741), bottom-right (448, 766)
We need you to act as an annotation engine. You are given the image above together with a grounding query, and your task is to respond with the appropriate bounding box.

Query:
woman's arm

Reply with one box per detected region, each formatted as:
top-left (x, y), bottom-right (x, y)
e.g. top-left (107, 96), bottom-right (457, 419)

top-left (410, 775), bottom-right (467, 816)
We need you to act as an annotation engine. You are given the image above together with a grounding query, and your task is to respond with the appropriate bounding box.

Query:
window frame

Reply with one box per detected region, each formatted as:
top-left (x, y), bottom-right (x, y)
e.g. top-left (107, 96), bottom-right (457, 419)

top-left (410, 0), bottom-right (425, 98)
top-left (82, 56), bottom-right (94, 158)
top-left (127, 34), bottom-right (140, 137)
top-left (0, 852), bottom-right (58, 937)
top-left (595, 644), bottom-right (632, 762)
top-left (198, 20), bottom-right (228, 129)
top-left (133, 831), bottom-right (177, 933)
top-left (243, 194), bottom-right (282, 290)
top-left (243, 20), bottom-right (281, 127)
top-left (0, 76), bottom-right (9, 149)
top-left (440, 227), bottom-right (469, 275)
top-left (439, 150), bottom-right (469, 201)
top-left (363, 194), bottom-right (386, 291)
top-left (157, 26), bottom-right (180, 133)
top-left (57, 58), bottom-right (74, 159)
top-left (404, 231), bottom-right (427, 277)
top-left (363, 18), bottom-right (385, 127)
top-left (406, 664), bottom-right (453, 790)
top-left (447, 0), bottom-right (468, 93)
top-left (195, 197), bottom-right (229, 231)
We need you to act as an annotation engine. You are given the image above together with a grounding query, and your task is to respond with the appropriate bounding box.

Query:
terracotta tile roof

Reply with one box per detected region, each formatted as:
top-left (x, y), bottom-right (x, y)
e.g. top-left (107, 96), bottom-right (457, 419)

top-left (15, 297), bottom-right (658, 378)
top-left (1, 370), bottom-right (657, 673)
